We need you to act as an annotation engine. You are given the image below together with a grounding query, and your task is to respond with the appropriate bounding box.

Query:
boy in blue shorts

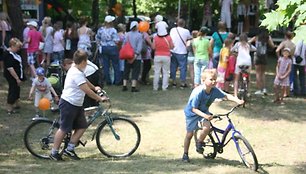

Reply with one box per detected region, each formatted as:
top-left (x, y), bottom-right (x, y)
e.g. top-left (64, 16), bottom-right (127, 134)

top-left (50, 50), bottom-right (107, 161)
top-left (182, 69), bottom-right (244, 162)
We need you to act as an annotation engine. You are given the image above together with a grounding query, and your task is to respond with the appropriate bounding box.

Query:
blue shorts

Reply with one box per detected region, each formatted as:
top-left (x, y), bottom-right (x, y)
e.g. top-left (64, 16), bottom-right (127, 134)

top-left (185, 115), bottom-right (208, 132)
top-left (27, 52), bottom-right (37, 65)
top-left (59, 99), bottom-right (87, 133)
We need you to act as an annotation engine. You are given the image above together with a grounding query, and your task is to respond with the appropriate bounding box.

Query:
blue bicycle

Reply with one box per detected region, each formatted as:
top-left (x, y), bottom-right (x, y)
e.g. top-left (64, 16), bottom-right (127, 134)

top-left (194, 105), bottom-right (258, 171)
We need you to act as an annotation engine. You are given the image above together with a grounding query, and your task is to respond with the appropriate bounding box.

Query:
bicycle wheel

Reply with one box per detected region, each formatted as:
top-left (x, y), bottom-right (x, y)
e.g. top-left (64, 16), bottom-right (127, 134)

top-left (233, 134), bottom-right (258, 171)
top-left (96, 117), bottom-right (141, 158)
top-left (194, 129), bottom-right (217, 159)
top-left (24, 120), bottom-right (60, 159)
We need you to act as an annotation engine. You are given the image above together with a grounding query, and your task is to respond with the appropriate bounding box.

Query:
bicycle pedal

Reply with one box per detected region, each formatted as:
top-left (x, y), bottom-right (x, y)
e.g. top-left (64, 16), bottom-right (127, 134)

top-left (79, 140), bottom-right (87, 147)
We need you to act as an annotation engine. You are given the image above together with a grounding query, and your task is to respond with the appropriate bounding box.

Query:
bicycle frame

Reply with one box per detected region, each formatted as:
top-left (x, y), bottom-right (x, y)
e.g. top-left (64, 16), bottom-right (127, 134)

top-left (210, 117), bottom-right (242, 150)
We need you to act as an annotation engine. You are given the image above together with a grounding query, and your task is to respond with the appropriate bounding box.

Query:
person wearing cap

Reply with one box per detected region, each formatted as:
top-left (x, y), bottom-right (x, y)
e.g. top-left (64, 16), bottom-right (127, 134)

top-left (273, 47), bottom-right (292, 104)
top-left (154, 15), bottom-right (168, 33)
top-left (152, 20), bottom-right (174, 91)
top-left (122, 21), bottom-right (143, 92)
top-left (28, 67), bottom-right (59, 116)
top-left (95, 15), bottom-right (121, 86)
top-left (192, 26), bottom-right (212, 87)
top-left (169, 18), bottom-right (192, 89)
top-left (26, 20), bottom-right (44, 79)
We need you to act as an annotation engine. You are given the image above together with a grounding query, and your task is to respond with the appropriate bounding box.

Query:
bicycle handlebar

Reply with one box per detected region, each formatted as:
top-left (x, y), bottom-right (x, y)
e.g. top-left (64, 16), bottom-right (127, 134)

top-left (212, 104), bottom-right (242, 119)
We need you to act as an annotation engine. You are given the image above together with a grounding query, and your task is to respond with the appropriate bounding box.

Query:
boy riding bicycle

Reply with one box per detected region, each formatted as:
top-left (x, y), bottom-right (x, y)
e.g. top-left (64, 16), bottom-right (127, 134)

top-left (182, 69), bottom-right (244, 162)
top-left (50, 50), bottom-right (107, 161)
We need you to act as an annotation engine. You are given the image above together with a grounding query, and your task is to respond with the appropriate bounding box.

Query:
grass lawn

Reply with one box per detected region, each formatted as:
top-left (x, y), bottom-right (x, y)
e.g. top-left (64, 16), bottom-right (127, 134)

top-left (0, 56), bottom-right (306, 174)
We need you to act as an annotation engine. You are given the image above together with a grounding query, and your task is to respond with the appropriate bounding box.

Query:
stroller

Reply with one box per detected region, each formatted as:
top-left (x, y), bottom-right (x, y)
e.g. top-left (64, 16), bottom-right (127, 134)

top-left (46, 62), bottom-right (64, 98)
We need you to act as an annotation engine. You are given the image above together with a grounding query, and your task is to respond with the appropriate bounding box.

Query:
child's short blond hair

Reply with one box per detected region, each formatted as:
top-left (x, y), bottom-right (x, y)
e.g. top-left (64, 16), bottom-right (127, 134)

top-left (201, 69), bottom-right (217, 80)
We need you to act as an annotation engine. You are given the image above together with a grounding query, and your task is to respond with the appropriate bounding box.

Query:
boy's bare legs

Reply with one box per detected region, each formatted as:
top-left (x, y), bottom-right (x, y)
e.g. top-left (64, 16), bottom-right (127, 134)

top-left (183, 132), bottom-right (194, 154)
top-left (53, 129), bottom-right (66, 150)
top-left (233, 74), bottom-right (239, 97)
top-left (197, 121), bottom-right (211, 143)
top-left (70, 128), bottom-right (86, 145)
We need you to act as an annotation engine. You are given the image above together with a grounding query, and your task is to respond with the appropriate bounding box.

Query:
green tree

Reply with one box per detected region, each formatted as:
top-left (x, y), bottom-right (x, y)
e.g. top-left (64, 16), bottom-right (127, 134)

top-left (261, 0), bottom-right (306, 41)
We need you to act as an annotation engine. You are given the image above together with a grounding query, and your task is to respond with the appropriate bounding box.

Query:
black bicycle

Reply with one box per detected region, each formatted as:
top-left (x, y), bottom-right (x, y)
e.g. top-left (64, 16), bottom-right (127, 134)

top-left (24, 90), bottom-right (141, 159)
top-left (237, 65), bottom-right (250, 107)
top-left (194, 105), bottom-right (258, 171)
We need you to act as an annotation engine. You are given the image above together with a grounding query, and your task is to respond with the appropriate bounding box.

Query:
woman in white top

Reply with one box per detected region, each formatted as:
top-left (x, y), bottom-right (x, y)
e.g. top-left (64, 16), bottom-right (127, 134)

top-left (39, 16), bottom-right (53, 66)
top-left (77, 17), bottom-right (94, 56)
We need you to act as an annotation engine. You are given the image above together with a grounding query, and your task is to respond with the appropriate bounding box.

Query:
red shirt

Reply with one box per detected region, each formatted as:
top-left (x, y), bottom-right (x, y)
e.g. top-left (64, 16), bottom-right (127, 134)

top-left (154, 35), bottom-right (173, 57)
top-left (27, 29), bottom-right (43, 53)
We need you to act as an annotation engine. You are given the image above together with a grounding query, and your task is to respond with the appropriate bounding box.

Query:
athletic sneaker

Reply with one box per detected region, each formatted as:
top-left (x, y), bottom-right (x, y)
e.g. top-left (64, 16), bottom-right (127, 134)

top-left (254, 90), bottom-right (263, 95)
top-left (262, 88), bottom-right (268, 95)
top-left (196, 142), bottom-right (205, 154)
top-left (49, 152), bottom-right (64, 161)
top-left (182, 153), bottom-right (190, 163)
top-left (63, 149), bottom-right (81, 160)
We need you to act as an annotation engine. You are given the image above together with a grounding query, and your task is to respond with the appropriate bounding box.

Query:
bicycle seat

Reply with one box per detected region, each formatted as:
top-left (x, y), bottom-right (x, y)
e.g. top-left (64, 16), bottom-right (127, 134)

top-left (238, 65), bottom-right (249, 71)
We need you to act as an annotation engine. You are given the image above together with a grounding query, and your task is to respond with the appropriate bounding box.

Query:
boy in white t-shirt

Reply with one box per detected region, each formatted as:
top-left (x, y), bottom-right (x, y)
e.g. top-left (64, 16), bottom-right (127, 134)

top-left (28, 67), bottom-right (59, 116)
top-left (50, 50), bottom-right (107, 161)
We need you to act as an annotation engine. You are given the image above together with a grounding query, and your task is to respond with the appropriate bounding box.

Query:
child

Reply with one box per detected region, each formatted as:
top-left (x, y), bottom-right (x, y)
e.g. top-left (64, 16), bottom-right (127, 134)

top-left (193, 27), bottom-right (212, 87)
top-left (231, 33), bottom-right (256, 97)
top-left (273, 48), bottom-right (292, 104)
top-left (28, 67), bottom-right (59, 116)
top-left (217, 38), bottom-right (233, 91)
top-left (182, 69), bottom-right (244, 162)
top-left (186, 30), bottom-right (198, 88)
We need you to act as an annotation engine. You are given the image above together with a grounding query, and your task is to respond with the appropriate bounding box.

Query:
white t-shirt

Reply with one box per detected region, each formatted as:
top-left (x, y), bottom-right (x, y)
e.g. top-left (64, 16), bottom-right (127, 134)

top-left (170, 27), bottom-right (191, 54)
top-left (221, 0), bottom-right (233, 14)
top-left (61, 66), bottom-right (87, 106)
top-left (32, 77), bottom-right (52, 94)
top-left (53, 30), bottom-right (64, 52)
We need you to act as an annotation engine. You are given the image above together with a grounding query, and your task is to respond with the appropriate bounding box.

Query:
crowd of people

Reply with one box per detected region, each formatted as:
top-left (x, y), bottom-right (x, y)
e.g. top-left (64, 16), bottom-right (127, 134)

top-left (0, 4), bottom-right (305, 161)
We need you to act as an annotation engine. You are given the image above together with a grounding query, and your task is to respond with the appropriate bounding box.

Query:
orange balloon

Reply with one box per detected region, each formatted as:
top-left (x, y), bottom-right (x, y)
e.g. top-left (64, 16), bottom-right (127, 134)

top-left (138, 21), bottom-right (150, 32)
top-left (38, 98), bottom-right (51, 111)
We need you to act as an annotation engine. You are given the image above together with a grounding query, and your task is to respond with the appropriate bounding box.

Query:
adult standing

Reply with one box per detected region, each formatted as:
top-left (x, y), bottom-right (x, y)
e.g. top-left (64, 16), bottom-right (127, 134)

top-left (210, 21), bottom-right (229, 68)
top-left (249, 28), bottom-right (275, 95)
top-left (3, 38), bottom-right (24, 114)
top-left (0, 12), bottom-right (12, 72)
top-left (152, 20), bottom-right (174, 91)
top-left (95, 15), bottom-right (121, 85)
top-left (292, 40), bottom-right (306, 96)
top-left (27, 21), bottom-right (44, 79)
top-left (77, 17), bottom-right (94, 56)
top-left (39, 16), bottom-right (53, 66)
top-left (219, 0), bottom-right (233, 31)
top-left (64, 21), bottom-right (79, 59)
top-left (122, 21), bottom-right (143, 92)
top-left (170, 18), bottom-right (191, 89)
top-left (276, 31), bottom-right (296, 97)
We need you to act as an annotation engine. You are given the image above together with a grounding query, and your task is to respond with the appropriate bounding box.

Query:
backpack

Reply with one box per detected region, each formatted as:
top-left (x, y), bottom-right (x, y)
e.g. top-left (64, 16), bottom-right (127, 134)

top-left (256, 41), bottom-right (267, 56)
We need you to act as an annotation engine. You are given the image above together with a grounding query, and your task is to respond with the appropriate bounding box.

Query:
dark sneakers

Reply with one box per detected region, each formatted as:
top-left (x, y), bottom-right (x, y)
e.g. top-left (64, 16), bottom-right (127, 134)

top-left (182, 153), bottom-right (190, 163)
top-left (196, 142), bottom-right (205, 154)
top-left (180, 84), bottom-right (188, 89)
top-left (49, 152), bottom-right (64, 161)
top-left (63, 149), bottom-right (81, 160)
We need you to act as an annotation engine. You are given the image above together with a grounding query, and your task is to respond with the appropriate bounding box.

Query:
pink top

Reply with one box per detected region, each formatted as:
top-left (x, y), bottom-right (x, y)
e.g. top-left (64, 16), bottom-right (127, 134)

top-left (27, 29), bottom-right (43, 53)
top-left (154, 35), bottom-right (173, 57)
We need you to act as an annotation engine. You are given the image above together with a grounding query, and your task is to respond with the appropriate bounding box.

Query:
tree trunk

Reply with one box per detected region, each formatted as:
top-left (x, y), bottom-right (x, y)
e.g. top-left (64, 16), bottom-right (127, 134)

top-left (6, 0), bottom-right (24, 40)
top-left (132, 0), bottom-right (137, 18)
top-left (92, 0), bottom-right (99, 30)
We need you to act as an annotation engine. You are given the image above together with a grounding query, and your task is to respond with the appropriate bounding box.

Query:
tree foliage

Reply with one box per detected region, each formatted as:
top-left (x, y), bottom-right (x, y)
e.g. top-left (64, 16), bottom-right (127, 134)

top-left (261, 0), bottom-right (306, 41)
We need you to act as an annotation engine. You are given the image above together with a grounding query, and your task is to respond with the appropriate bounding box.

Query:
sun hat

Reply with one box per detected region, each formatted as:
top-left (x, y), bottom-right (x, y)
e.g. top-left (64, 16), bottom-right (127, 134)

top-left (155, 15), bottom-right (163, 23)
top-left (283, 47), bottom-right (291, 54)
top-left (104, 15), bottom-right (116, 23)
top-left (130, 21), bottom-right (138, 30)
top-left (27, 21), bottom-right (38, 28)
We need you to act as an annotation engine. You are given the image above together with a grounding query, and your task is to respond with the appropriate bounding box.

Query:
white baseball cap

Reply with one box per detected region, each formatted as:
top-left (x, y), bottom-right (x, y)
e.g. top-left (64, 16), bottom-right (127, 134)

top-left (104, 15), bottom-right (116, 23)
top-left (130, 21), bottom-right (138, 30)
top-left (155, 15), bottom-right (163, 23)
top-left (27, 21), bottom-right (38, 28)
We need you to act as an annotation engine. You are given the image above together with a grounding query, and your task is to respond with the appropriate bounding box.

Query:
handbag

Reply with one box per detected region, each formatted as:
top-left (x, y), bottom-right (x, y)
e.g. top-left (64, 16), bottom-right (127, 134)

top-left (39, 42), bottom-right (45, 50)
top-left (119, 36), bottom-right (134, 60)
top-left (296, 40), bottom-right (304, 64)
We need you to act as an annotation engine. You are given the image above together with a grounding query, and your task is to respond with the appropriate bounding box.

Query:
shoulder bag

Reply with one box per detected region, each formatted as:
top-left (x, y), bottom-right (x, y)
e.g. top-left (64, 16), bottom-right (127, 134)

top-left (119, 34), bottom-right (134, 60)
